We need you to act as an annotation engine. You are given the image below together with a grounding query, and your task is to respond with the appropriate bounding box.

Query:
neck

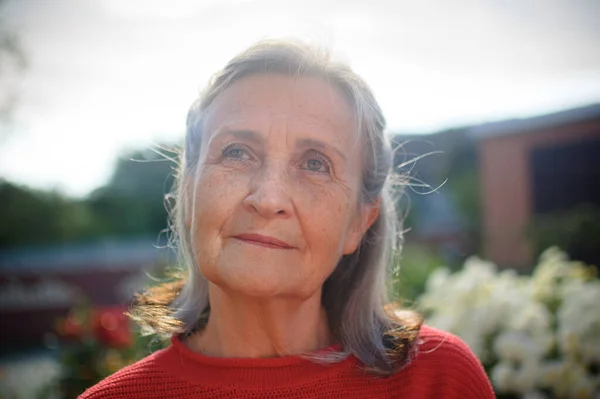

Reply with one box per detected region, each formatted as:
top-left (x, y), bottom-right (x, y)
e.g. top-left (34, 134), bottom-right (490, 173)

top-left (186, 283), bottom-right (332, 358)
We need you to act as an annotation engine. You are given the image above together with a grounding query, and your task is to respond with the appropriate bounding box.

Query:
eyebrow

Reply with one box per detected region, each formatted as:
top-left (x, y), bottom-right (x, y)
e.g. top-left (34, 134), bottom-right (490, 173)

top-left (296, 138), bottom-right (347, 162)
top-left (215, 129), bottom-right (264, 144)
top-left (214, 129), bottom-right (347, 162)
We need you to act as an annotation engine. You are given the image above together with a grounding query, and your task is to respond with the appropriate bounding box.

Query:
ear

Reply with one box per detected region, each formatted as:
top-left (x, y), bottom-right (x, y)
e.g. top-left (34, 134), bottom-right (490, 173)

top-left (342, 197), bottom-right (381, 255)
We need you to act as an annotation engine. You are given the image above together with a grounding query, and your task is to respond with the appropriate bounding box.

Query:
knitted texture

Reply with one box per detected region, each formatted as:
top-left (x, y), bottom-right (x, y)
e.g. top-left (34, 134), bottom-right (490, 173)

top-left (79, 325), bottom-right (495, 398)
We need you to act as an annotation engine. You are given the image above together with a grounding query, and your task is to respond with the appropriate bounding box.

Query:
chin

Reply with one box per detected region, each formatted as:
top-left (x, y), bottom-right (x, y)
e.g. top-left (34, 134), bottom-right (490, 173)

top-left (204, 266), bottom-right (286, 296)
top-left (210, 269), bottom-right (321, 300)
top-left (230, 283), bottom-right (285, 298)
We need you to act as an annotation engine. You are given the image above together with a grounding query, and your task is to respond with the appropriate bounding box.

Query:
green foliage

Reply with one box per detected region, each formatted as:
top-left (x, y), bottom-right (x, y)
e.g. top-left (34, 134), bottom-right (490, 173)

top-left (87, 146), bottom-right (177, 238)
top-left (0, 181), bottom-right (95, 247)
top-left (528, 204), bottom-right (600, 266)
top-left (0, 145), bottom-right (178, 249)
top-left (446, 167), bottom-right (481, 229)
top-left (51, 301), bottom-right (169, 399)
top-left (391, 244), bottom-right (444, 303)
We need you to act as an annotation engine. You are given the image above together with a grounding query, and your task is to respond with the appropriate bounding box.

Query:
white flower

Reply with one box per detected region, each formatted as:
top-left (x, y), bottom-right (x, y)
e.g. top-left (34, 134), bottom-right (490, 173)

top-left (494, 331), bottom-right (547, 362)
top-left (491, 361), bottom-right (515, 392)
top-left (424, 267), bottom-right (450, 293)
top-left (509, 301), bottom-right (552, 334)
top-left (557, 281), bottom-right (600, 362)
top-left (567, 364), bottom-right (596, 399)
top-left (537, 360), bottom-right (567, 388)
top-left (513, 359), bottom-right (541, 394)
top-left (419, 247), bottom-right (600, 398)
top-left (491, 360), bottom-right (541, 395)
top-left (558, 281), bottom-right (600, 335)
top-left (531, 248), bottom-right (572, 303)
top-left (456, 257), bottom-right (497, 292)
top-left (557, 327), bottom-right (581, 358)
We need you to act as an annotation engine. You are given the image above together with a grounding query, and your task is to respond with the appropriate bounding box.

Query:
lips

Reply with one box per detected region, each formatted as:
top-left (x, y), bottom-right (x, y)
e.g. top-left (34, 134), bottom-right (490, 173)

top-left (233, 233), bottom-right (294, 249)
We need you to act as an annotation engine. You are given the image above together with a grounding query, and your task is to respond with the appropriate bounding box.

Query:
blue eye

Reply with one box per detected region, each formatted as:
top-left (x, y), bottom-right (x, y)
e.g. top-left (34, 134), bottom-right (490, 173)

top-left (307, 159), bottom-right (323, 171)
top-left (222, 144), bottom-right (251, 160)
top-left (302, 153), bottom-right (330, 174)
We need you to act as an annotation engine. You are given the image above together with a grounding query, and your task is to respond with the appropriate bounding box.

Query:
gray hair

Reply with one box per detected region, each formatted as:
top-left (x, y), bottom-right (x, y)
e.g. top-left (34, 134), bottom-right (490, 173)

top-left (168, 39), bottom-right (418, 374)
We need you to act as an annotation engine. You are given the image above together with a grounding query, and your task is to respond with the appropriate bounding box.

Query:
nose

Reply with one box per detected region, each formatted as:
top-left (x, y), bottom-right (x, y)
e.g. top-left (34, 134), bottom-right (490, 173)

top-left (242, 162), bottom-right (293, 218)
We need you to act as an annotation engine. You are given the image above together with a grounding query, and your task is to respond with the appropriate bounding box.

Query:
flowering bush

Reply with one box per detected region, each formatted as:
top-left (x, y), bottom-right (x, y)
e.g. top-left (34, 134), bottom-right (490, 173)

top-left (54, 303), bottom-right (138, 398)
top-left (419, 248), bottom-right (600, 399)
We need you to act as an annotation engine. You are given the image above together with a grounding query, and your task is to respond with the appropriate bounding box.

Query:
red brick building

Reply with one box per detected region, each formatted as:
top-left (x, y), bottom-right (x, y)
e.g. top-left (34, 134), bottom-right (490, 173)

top-left (472, 104), bottom-right (600, 267)
top-left (394, 103), bottom-right (600, 268)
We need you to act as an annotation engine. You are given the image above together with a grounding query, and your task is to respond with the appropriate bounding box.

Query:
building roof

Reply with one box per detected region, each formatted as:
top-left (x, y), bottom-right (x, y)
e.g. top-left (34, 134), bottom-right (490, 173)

top-left (467, 103), bottom-right (600, 140)
top-left (0, 237), bottom-right (175, 273)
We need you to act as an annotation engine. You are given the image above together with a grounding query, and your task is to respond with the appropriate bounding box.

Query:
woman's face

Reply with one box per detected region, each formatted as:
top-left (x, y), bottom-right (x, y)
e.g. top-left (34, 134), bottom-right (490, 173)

top-left (187, 73), bottom-right (378, 299)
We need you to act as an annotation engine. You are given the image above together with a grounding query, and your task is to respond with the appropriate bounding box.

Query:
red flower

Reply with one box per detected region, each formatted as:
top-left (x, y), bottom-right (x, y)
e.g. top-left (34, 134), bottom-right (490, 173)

top-left (92, 306), bottom-right (132, 348)
top-left (57, 313), bottom-right (85, 340)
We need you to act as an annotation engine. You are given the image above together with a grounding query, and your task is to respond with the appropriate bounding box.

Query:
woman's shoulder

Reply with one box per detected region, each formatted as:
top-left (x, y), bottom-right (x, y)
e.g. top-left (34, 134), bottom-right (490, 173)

top-left (390, 324), bottom-right (495, 398)
top-left (416, 324), bottom-right (478, 359)
top-left (411, 324), bottom-right (486, 371)
top-left (78, 346), bottom-right (175, 399)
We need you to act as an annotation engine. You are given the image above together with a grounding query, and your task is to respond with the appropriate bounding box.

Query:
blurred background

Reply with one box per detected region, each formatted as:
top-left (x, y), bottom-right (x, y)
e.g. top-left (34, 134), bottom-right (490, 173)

top-left (0, 0), bottom-right (599, 397)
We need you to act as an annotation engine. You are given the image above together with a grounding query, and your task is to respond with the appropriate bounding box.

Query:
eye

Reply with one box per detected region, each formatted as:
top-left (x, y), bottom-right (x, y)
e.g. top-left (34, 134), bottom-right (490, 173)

top-left (222, 144), bottom-right (253, 161)
top-left (300, 152), bottom-right (331, 174)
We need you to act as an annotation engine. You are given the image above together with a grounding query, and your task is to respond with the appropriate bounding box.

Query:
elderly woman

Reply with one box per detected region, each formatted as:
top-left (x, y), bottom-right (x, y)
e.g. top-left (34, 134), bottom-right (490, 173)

top-left (81, 40), bottom-right (494, 398)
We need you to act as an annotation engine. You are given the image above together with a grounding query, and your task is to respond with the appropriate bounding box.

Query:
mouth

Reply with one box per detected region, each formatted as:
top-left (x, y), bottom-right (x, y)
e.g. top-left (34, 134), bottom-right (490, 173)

top-left (233, 234), bottom-right (294, 250)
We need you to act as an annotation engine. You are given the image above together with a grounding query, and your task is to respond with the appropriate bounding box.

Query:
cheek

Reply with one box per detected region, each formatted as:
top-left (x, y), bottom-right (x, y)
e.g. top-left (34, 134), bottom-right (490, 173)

top-left (190, 169), bottom-right (248, 252)
top-left (296, 185), bottom-right (356, 262)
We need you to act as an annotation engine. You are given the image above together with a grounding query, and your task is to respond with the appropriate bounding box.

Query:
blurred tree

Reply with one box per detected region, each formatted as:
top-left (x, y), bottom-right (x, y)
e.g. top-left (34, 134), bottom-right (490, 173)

top-left (442, 140), bottom-right (482, 254)
top-left (87, 145), bottom-right (178, 240)
top-left (0, 145), bottom-right (179, 248)
top-left (0, 181), bottom-right (94, 248)
top-left (528, 204), bottom-right (600, 267)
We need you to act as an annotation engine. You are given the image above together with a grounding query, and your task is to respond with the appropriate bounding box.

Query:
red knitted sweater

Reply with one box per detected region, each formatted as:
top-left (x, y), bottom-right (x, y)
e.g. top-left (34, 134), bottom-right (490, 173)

top-left (79, 325), bottom-right (495, 398)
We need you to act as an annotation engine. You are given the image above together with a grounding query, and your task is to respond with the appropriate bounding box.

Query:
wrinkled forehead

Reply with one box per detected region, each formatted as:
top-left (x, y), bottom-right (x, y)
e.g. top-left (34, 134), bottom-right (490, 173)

top-left (201, 74), bottom-right (362, 150)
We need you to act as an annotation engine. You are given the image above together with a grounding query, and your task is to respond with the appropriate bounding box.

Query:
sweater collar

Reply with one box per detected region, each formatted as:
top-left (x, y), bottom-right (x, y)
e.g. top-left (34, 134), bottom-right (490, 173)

top-left (159, 335), bottom-right (359, 390)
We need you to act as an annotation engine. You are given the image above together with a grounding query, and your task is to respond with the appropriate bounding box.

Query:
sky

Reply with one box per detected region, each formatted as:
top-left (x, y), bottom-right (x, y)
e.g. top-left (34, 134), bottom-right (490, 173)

top-left (1, 0), bottom-right (599, 197)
